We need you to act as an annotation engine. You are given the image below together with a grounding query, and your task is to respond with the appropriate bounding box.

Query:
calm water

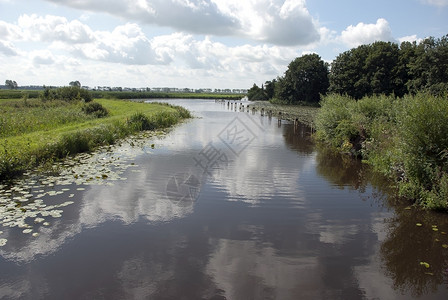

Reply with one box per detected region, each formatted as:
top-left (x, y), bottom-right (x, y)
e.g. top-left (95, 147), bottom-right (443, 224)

top-left (1, 99), bottom-right (448, 299)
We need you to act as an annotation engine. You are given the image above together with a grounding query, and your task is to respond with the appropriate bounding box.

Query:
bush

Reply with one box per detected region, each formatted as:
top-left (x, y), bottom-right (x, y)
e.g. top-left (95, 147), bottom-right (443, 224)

top-left (82, 102), bottom-right (109, 118)
top-left (315, 94), bottom-right (357, 149)
top-left (315, 92), bottom-right (448, 211)
top-left (127, 113), bottom-right (157, 131)
top-left (397, 93), bottom-right (448, 209)
top-left (40, 86), bottom-right (92, 102)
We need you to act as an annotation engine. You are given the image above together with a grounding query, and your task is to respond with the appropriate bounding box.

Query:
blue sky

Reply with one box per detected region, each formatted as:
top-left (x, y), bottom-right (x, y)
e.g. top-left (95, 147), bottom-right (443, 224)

top-left (0, 0), bottom-right (447, 89)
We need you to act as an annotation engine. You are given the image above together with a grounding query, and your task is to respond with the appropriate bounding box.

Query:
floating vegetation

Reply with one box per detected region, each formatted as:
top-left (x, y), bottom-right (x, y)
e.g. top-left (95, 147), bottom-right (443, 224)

top-left (0, 131), bottom-right (162, 243)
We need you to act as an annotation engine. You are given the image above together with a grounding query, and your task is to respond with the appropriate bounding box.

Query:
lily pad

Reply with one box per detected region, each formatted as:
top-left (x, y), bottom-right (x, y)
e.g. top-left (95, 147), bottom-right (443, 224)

top-left (34, 218), bottom-right (45, 224)
top-left (416, 223), bottom-right (423, 227)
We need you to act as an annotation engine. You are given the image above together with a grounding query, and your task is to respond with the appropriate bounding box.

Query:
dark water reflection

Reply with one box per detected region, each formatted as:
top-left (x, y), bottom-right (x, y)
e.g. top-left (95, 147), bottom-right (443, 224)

top-left (0, 99), bottom-right (447, 299)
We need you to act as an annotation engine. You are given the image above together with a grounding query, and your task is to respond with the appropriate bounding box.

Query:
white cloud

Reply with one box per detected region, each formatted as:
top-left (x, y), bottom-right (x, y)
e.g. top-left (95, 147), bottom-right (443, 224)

top-left (422, 0), bottom-right (448, 7)
top-left (0, 13), bottom-right (300, 87)
top-left (18, 14), bottom-right (94, 44)
top-left (212, 0), bottom-right (320, 45)
top-left (74, 23), bottom-right (163, 65)
top-left (0, 20), bottom-right (22, 40)
top-left (44, 0), bottom-right (320, 46)
top-left (0, 40), bottom-right (18, 56)
top-left (340, 18), bottom-right (394, 48)
top-left (398, 35), bottom-right (423, 44)
top-left (31, 50), bottom-right (56, 66)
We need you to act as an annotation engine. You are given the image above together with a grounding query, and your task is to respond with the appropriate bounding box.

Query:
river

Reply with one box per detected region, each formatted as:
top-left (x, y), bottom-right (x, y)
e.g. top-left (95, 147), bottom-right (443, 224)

top-left (0, 99), bottom-right (447, 299)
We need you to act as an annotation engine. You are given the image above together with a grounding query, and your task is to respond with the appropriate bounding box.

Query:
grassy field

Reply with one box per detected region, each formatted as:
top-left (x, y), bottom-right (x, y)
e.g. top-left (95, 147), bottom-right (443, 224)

top-left (0, 97), bottom-right (191, 180)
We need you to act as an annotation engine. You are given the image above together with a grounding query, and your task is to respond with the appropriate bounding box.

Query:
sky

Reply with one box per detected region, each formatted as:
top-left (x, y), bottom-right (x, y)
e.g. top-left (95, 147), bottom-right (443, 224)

top-left (0, 0), bottom-right (447, 89)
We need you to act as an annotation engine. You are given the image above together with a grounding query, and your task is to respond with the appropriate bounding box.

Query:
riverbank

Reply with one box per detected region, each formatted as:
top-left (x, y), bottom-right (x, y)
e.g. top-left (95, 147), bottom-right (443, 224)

top-left (315, 93), bottom-right (448, 211)
top-left (0, 98), bottom-right (191, 180)
top-left (249, 101), bottom-right (319, 127)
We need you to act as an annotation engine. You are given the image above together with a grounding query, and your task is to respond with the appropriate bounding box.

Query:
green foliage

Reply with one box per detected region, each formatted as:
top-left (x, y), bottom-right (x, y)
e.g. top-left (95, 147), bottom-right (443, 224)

top-left (247, 84), bottom-right (268, 100)
top-left (397, 93), bottom-right (448, 209)
top-left (82, 102), bottom-right (109, 118)
top-left (0, 90), bottom-right (39, 99)
top-left (127, 113), bottom-right (157, 131)
top-left (330, 42), bottom-right (401, 98)
top-left (278, 54), bottom-right (329, 104)
top-left (329, 35), bottom-right (448, 99)
top-left (314, 94), bottom-right (357, 149)
top-left (69, 80), bottom-right (81, 87)
top-left (315, 92), bottom-right (448, 211)
top-left (407, 35), bottom-right (448, 94)
top-left (40, 86), bottom-right (92, 102)
top-left (0, 99), bottom-right (191, 180)
top-left (5, 80), bottom-right (18, 89)
top-left (0, 99), bottom-right (94, 138)
top-left (249, 54), bottom-right (329, 104)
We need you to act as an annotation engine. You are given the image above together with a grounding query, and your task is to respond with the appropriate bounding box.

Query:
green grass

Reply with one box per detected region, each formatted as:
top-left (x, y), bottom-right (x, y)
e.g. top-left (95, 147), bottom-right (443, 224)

top-left (315, 92), bottom-right (448, 211)
top-left (0, 98), bottom-right (191, 180)
top-left (0, 90), bottom-right (40, 99)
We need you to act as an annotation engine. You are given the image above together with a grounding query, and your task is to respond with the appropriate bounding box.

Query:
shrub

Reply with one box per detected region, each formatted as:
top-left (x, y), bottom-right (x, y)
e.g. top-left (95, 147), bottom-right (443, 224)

top-left (397, 93), bottom-right (448, 209)
top-left (40, 86), bottom-right (92, 102)
top-left (127, 113), bottom-right (157, 131)
top-left (315, 94), bottom-right (357, 148)
top-left (82, 102), bottom-right (109, 118)
top-left (315, 92), bottom-right (448, 211)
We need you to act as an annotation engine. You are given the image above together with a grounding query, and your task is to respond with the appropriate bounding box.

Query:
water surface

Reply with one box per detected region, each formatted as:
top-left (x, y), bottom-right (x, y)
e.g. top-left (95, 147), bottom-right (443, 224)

top-left (1, 99), bottom-right (447, 299)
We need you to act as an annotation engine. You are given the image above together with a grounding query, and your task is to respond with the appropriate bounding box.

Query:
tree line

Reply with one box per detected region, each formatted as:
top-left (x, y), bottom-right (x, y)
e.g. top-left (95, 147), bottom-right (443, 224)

top-left (248, 34), bottom-right (448, 103)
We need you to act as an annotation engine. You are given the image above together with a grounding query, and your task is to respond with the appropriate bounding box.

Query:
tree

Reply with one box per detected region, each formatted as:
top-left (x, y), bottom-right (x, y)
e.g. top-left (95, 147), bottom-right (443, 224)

top-left (330, 45), bottom-right (370, 99)
top-left (264, 79), bottom-right (276, 99)
top-left (5, 80), bottom-right (18, 89)
top-left (330, 42), bottom-right (400, 99)
top-left (69, 80), bottom-right (81, 87)
top-left (395, 41), bottom-right (418, 97)
top-left (407, 35), bottom-right (448, 95)
top-left (365, 41), bottom-right (400, 96)
top-left (277, 54), bottom-right (329, 103)
top-left (247, 83), bottom-right (268, 100)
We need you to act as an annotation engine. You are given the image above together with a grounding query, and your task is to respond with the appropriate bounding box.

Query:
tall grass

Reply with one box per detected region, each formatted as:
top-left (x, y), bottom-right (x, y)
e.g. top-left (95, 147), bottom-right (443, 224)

top-left (0, 98), bottom-right (98, 138)
top-left (0, 99), bottom-right (191, 180)
top-left (315, 92), bottom-right (448, 211)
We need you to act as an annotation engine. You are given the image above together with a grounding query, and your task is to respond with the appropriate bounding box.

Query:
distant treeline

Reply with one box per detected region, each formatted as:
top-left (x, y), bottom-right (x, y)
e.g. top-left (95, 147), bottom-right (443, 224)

top-left (0, 90), bottom-right (243, 101)
top-left (95, 91), bottom-right (243, 100)
top-left (248, 34), bottom-right (448, 103)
